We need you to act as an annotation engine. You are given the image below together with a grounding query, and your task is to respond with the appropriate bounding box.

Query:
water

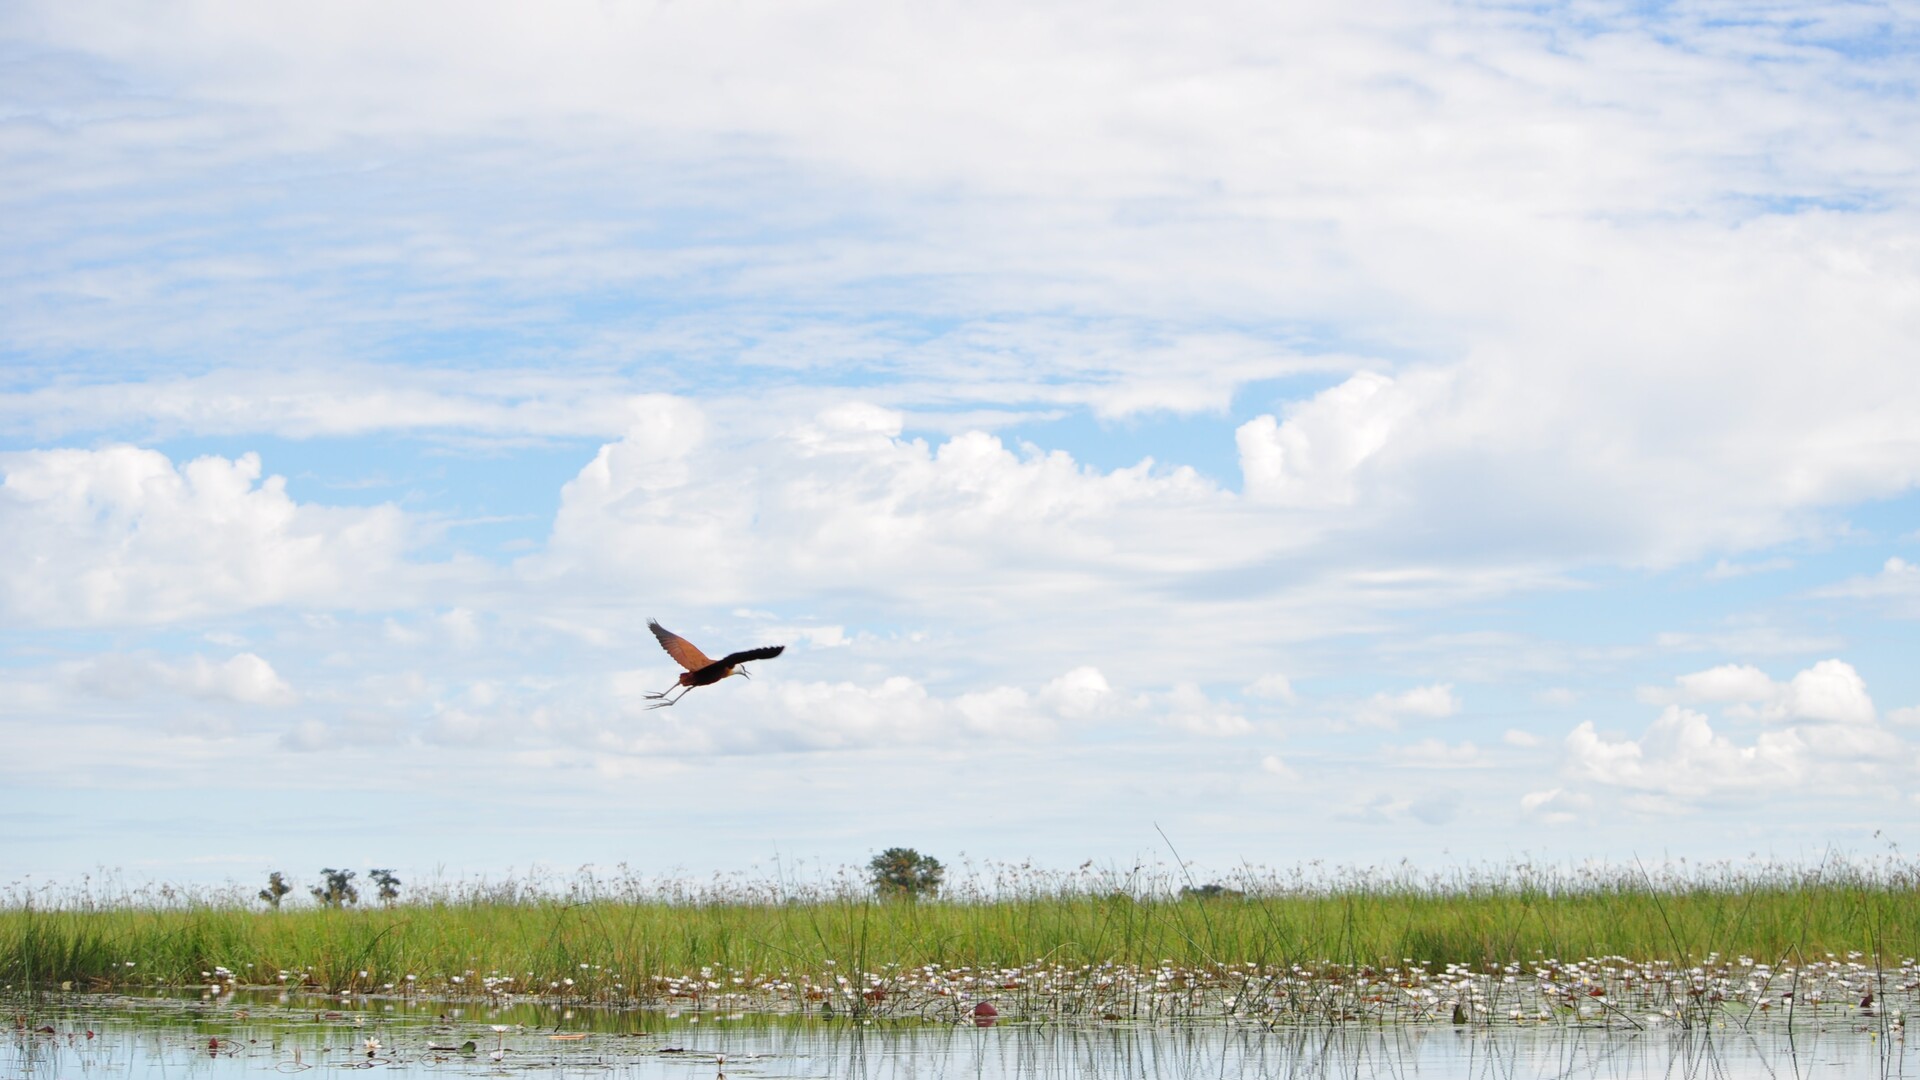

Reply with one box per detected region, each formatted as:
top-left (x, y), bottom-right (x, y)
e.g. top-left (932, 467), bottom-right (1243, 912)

top-left (4, 990), bottom-right (1912, 1080)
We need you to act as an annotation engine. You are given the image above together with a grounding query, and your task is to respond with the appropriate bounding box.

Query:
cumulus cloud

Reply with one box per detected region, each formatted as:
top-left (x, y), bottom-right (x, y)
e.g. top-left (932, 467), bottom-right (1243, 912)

top-left (1520, 787), bottom-right (1592, 826)
top-left (1259, 754), bottom-right (1297, 780)
top-left (9, 0), bottom-right (1920, 584)
top-left (1155, 683), bottom-right (1252, 738)
top-left (1237, 372), bottom-right (1426, 507)
top-left (1640, 658), bottom-right (1877, 725)
top-left (529, 400), bottom-right (1238, 612)
top-left (1561, 660), bottom-right (1911, 803)
top-left (424, 706), bottom-right (497, 746)
top-left (0, 446), bottom-right (412, 626)
top-left (1566, 707), bottom-right (1803, 796)
top-left (599, 665), bottom-right (1115, 757)
top-left (1244, 674), bottom-right (1298, 703)
top-left (1640, 663), bottom-right (1777, 706)
top-left (1338, 791), bottom-right (1459, 827)
top-left (68, 651), bottom-right (296, 706)
top-left (1039, 666), bottom-right (1113, 719)
top-left (8, 0), bottom-right (1920, 875)
top-left (1762, 660), bottom-right (1878, 726)
top-left (1817, 556), bottom-right (1920, 615)
top-left (1353, 683), bottom-right (1460, 729)
top-left (1385, 738), bottom-right (1480, 766)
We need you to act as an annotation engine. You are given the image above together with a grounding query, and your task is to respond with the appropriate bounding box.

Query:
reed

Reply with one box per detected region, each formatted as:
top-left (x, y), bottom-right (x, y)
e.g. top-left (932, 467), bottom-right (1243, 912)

top-left (4, 857), bottom-right (1917, 1006)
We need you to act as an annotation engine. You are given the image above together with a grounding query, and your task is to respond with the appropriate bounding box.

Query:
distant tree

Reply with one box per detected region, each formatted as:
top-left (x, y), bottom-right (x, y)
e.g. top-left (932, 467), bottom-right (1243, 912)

top-left (369, 868), bottom-right (401, 905)
top-left (1179, 883), bottom-right (1244, 900)
top-left (868, 847), bottom-right (944, 899)
top-left (311, 868), bottom-right (359, 908)
top-left (258, 871), bottom-right (293, 909)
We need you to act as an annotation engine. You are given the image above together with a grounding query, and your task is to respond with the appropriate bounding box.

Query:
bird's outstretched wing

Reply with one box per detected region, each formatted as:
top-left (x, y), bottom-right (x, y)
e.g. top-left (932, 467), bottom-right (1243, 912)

top-left (649, 620), bottom-right (716, 671)
top-left (718, 645), bottom-right (786, 667)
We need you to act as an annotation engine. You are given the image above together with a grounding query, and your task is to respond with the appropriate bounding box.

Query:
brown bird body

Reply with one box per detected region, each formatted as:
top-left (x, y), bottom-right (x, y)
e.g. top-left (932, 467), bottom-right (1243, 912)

top-left (645, 620), bottom-right (785, 708)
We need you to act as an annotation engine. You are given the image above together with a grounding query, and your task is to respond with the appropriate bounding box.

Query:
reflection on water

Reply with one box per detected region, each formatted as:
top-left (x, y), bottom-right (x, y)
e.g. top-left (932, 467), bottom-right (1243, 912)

top-left (4, 990), bottom-right (1911, 1080)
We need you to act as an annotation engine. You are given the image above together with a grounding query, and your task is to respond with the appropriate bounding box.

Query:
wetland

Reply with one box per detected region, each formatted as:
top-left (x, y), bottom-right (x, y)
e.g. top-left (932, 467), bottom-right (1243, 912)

top-left (6, 860), bottom-right (1919, 1076)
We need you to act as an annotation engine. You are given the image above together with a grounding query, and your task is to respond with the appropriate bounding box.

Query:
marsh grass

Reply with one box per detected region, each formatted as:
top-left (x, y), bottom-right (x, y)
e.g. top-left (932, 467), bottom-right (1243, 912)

top-left (4, 857), bottom-right (1918, 1025)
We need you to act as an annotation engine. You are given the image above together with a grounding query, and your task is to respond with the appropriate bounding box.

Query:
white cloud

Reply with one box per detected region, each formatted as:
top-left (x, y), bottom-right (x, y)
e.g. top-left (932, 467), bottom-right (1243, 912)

top-left (0, 446), bottom-right (413, 626)
top-left (1651, 624), bottom-right (1848, 657)
top-left (1562, 660), bottom-right (1909, 803)
top-left (786, 625), bottom-right (852, 649)
top-left (1817, 556), bottom-right (1920, 614)
top-left (1640, 663), bottom-right (1776, 706)
top-left (1237, 372), bottom-right (1424, 507)
top-left (1244, 674), bottom-right (1298, 703)
top-left (1259, 754), bottom-right (1297, 780)
top-left (280, 719), bottom-right (333, 753)
top-left (9, 6), bottom-right (1919, 587)
top-left (1566, 707), bottom-right (1802, 796)
top-left (599, 665), bottom-right (1118, 757)
top-left (0, 368), bottom-right (664, 443)
top-left (1354, 683), bottom-right (1460, 728)
top-left (424, 705), bottom-right (498, 746)
top-left (11, 2), bottom-right (1917, 581)
top-left (68, 652), bottom-right (295, 707)
top-left (756, 676), bottom-right (969, 750)
top-left (7, 2), bottom-right (1920, 878)
top-left (439, 608), bottom-right (482, 648)
top-left (1406, 793), bottom-right (1461, 826)
top-left (1503, 729), bottom-right (1543, 747)
top-left (1706, 556), bottom-right (1792, 580)
top-left (529, 401), bottom-right (1238, 614)
top-left (1385, 738), bottom-right (1480, 766)
top-left (1038, 667), bottom-right (1113, 719)
top-left (1520, 787), bottom-right (1591, 826)
top-left (953, 685), bottom-right (1041, 737)
top-left (1338, 791), bottom-right (1460, 827)
top-left (190, 653), bottom-right (296, 706)
top-left (1642, 658), bottom-right (1877, 726)
top-left (1155, 683), bottom-right (1252, 738)
top-left (1393, 684), bottom-right (1461, 718)
top-left (1768, 659), bottom-right (1876, 726)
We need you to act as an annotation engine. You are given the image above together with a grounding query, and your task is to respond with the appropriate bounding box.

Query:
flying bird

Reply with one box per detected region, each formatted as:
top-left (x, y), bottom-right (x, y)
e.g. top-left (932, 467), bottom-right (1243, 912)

top-left (645, 620), bottom-right (786, 708)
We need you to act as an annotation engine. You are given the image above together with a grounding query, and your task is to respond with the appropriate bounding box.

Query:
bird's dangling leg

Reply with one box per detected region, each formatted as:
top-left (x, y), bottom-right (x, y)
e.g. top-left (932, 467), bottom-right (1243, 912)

top-left (645, 685), bottom-right (687, 709)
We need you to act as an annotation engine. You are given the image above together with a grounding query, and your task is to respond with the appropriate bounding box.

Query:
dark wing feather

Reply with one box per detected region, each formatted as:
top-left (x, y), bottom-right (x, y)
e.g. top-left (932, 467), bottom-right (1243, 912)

top-left (649, 620), bottom-right (715, 671)
top-left (718, 645), bottom-right (786, 667)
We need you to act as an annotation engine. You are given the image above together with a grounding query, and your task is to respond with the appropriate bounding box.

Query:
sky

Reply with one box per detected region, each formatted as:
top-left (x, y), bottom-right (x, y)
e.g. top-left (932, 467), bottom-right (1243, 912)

top-left (4, 0), bottom-right (1920, 895)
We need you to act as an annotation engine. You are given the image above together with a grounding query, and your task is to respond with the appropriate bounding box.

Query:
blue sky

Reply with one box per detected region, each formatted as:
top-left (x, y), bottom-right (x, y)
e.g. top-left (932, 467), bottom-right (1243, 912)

top-left (5, 0), bottom-right (1920, 894)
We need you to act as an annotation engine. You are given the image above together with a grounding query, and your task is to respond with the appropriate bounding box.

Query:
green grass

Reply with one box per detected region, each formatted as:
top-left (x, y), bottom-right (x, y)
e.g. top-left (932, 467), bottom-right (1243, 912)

top-left (5, 859), bottom-right (1918, 999)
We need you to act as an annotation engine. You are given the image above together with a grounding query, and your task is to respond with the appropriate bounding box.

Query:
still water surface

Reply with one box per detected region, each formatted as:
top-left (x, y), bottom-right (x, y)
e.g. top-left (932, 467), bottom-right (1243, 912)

top-left (5, 990), bottom-right (1910, 1079)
